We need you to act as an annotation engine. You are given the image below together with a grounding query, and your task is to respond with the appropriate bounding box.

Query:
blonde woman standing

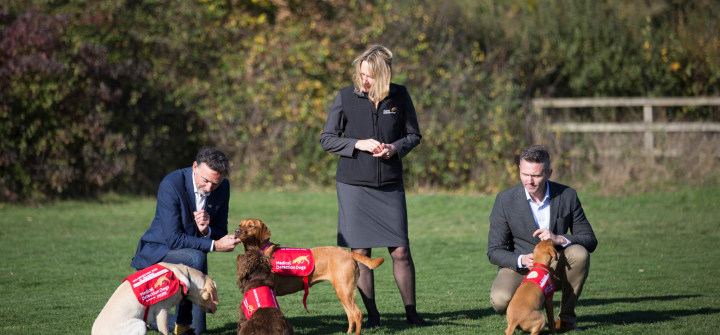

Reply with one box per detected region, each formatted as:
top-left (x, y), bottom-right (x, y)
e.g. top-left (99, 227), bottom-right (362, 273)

top-left (319, 45), bottom-right (433, 328)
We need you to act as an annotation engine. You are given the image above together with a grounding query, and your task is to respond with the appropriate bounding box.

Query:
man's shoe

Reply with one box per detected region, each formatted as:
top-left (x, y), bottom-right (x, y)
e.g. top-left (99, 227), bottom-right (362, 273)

top-left (556, 320), bottom-right (583, 331)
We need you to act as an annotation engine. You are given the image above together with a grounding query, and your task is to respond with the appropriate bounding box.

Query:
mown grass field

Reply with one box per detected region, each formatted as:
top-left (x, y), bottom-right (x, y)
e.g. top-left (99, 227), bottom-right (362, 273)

top-left (1, 186), bottom-right (719, 334)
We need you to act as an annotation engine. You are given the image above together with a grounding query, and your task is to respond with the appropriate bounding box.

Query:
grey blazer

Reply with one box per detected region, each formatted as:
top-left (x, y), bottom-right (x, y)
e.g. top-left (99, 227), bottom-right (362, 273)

top-left (487, 181), bottom-right (597, 271)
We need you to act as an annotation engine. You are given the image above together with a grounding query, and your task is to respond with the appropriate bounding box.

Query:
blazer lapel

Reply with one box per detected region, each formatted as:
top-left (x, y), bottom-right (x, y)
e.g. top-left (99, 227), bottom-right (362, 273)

top-left (514, 184), bottom-right (539, 231)
top-left (205, 187), bottom-right (218, 218)
top-left (184, 168), bottom-right (198, 236)
top-left (548, 181), bottom-right (560, 233)
top-left (185, 168), bottom-right (197, 214)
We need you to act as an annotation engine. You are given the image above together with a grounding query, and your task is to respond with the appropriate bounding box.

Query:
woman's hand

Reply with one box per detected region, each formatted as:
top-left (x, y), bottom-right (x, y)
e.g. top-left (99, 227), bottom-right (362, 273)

top-left (355, 139), bottom-right (383, 154)
top-left (373, 143), bottom-right (397, 160)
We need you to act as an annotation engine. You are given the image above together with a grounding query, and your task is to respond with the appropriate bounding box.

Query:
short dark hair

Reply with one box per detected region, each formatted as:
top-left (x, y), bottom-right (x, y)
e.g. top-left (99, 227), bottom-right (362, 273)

top-left (196, 147), bottom-right (230, 176)
top-left (519, 145), bottom-right (551, 173)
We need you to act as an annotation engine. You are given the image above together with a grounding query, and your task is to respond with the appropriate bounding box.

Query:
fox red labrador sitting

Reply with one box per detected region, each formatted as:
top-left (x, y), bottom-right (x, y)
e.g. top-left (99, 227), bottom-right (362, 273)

top-left (505, 239), bottom-right (559, 335)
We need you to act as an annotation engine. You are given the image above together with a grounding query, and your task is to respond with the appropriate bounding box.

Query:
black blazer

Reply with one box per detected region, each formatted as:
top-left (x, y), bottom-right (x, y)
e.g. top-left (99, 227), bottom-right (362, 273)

top-left (487, 181), bottom-right (597, 271)
top-left (319, 84), bottom-right (422, 187)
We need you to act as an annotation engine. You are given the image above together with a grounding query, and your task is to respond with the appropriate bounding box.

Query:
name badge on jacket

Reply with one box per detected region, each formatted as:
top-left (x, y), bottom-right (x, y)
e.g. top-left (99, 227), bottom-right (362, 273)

top-left (383, 107), bottom-right (398, 114)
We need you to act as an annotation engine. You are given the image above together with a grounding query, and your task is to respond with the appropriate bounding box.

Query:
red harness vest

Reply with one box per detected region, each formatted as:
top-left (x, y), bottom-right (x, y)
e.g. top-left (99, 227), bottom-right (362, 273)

top-left (124, 264), bottom-right (187, 322)
top-left (242, 286), bottom-right (280, 320)
top-left (264, 243), bottom-right (315, 312)
top-left (521, 264), bottom-right (554, 300)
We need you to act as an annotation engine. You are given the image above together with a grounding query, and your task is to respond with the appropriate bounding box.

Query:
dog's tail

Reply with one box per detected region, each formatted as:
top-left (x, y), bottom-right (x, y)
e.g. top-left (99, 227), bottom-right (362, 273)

top-left (351, 252), bottom-right (384, 269)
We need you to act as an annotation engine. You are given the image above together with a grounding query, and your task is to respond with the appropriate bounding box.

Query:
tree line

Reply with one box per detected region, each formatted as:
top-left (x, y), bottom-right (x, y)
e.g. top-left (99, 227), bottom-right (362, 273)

top-left (2, 0), bottom-right (718, 201)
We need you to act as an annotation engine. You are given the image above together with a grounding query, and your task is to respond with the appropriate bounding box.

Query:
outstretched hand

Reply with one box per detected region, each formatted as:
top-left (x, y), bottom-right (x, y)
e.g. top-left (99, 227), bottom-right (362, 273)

top-left (214, 235), bottom-right (242, 252)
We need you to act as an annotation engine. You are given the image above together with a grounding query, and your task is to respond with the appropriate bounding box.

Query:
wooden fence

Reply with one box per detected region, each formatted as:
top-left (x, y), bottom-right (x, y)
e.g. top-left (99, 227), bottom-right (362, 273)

top-left (532, 97), bottom-right (720, 156)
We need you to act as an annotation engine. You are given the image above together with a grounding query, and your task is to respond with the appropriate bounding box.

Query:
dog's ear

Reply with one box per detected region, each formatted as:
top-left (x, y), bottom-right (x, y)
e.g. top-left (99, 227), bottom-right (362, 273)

top-left (258, 220), bottom-right (272, 241)
top-left (164, 263), bottom-right (192, 289)
top-left (264, 244), bottom-right (279, 257)
top-left (237, 255), bottom-right (251, 279)
top-left (204, 278), bottom-right (219, 304)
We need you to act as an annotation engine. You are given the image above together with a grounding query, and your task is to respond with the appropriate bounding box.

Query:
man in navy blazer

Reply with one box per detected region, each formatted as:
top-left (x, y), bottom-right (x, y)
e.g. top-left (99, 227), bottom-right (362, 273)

top-left (487, 145), bottom-right (597, 332)
top-left (131, 147), bottom-right (241, 335)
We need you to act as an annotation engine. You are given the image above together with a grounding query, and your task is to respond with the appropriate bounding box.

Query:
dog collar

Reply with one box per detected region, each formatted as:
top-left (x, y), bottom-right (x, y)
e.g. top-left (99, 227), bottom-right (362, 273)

top-left (261, 240), bottom-right (272, 254)
top-left (532, 263), bottom-right (551, 272)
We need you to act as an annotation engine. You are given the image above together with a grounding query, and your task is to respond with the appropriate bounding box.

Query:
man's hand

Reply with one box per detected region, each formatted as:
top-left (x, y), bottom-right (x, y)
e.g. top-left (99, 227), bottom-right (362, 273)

top-left (521, 253), bottom-right (534, 268)
top-left (194, 210), bottom-right (210, 236)
top-left (372, 143), bottom-right (397, 160)
top-left (355, 139), bottom-right (383, 154)
top-left (214, 235), bottom-right (242, 252)
top-left (533, 229), bottom-right (567, 246)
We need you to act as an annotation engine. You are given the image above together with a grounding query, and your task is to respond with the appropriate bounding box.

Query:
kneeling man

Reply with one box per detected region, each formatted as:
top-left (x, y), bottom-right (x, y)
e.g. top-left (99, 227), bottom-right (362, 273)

top-left (131, 147), bottom-right (242, 335)
top-left (487, 145), bottom-right (597, 331)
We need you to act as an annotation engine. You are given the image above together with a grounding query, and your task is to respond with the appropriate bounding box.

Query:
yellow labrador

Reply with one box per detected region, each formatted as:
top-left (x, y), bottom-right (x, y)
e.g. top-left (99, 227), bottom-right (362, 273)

top-left (92, 262), bottom-right (219, 335)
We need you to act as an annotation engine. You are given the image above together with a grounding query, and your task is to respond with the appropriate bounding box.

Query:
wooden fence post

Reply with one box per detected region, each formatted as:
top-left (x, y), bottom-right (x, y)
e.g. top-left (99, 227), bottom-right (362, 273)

top-left (643, 105), bottom-right (653, 153)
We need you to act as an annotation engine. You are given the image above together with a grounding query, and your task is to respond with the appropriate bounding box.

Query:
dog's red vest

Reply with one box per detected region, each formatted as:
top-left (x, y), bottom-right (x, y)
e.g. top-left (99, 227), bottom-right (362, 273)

top-left (124, 264), bottom-right (187, 322)
top-left (270, 248), bottom-right (315, 276)
top-left (267, 246), bottom-right (314, 312)
top-left (522, 264), bottom-right (554, 300)
top-left (242, 286), bottom-right (280, 320)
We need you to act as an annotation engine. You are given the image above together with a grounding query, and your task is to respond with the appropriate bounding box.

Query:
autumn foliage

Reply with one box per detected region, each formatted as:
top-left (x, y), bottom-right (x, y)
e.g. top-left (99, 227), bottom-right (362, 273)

top-left (1, 0), bottom-right (719, 201)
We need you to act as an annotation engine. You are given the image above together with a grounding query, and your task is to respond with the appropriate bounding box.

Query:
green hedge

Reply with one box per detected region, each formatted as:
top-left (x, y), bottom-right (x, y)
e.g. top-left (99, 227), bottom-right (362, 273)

top-left (2, 0), bottom-right (718, 201)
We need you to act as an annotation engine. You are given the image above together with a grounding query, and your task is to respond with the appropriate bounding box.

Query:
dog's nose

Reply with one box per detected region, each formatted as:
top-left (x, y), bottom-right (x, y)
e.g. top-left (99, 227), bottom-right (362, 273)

top-left (234, 228), bottom-right (242, 237)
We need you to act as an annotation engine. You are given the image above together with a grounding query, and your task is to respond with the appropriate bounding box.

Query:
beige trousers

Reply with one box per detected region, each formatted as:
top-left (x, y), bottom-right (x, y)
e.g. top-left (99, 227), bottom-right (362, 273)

top-left (490, 244), bottom-right (590, 324)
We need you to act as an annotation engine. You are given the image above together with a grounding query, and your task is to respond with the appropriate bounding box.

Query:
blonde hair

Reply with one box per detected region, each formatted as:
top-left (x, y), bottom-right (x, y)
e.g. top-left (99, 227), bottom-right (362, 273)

top-left (352, 45), bottom-right (393, 102)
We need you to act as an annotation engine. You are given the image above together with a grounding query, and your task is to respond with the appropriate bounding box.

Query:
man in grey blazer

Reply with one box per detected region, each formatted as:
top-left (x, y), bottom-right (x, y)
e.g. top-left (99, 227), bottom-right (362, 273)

top-left (487, 145), bottom-right (597, 331)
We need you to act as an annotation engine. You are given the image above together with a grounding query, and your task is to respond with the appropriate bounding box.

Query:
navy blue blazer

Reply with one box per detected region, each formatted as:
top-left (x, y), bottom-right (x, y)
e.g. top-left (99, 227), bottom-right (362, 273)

top-left (130, 167), bottom-right (230, 270)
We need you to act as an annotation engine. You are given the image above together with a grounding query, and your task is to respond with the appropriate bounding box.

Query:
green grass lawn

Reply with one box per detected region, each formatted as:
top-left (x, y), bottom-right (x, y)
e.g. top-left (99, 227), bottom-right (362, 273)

top-left (1, 186), bottom-right (719, 334)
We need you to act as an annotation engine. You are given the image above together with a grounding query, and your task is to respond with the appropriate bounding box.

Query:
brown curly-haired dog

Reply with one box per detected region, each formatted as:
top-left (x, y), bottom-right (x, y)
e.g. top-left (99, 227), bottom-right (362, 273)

top-left (235, 218), bottom-right (384, 335)
top-left (236, 245), bottom-right (294, 335)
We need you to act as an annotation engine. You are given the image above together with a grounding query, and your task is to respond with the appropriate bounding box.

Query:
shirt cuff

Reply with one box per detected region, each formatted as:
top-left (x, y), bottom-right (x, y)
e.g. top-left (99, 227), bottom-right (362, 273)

top-left (517, 255), bottom-right (525, 269)
top-left (560, 236), bottom-right (571, 247)
top-left (204, 227), bottom-right (213, 253)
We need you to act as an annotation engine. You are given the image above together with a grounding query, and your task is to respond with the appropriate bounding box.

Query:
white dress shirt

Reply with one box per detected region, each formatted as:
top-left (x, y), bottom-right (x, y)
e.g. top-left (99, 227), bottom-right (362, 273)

top-left (517, 181), bottom-right (569, 268)
top-left (192, 172), bottom-right (214, 252)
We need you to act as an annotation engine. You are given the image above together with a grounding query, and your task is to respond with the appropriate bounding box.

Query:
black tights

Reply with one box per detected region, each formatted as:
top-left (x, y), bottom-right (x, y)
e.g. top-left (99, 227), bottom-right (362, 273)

top-left (351, 247), bottom-right (427, 325)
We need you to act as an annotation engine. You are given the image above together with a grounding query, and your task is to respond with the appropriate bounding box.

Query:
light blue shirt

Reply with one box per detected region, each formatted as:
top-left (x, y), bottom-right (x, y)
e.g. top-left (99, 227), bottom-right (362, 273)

top-left (525, 181), bottom-right (551, 230)
top-left (517, 181), bottom-right (569, 268)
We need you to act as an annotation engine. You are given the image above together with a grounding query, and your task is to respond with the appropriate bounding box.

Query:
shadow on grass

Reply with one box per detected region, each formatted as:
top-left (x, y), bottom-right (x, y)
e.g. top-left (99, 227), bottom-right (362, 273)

top-left (579, 294), bottom-right (702, 306)
top-left (207, 308), bottom-right (496, 334)
top-left (563, 295), bottom-right (716, 331)
top-left (579, 308), bottom-right (720, 330)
